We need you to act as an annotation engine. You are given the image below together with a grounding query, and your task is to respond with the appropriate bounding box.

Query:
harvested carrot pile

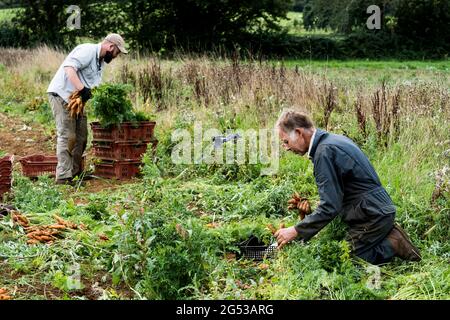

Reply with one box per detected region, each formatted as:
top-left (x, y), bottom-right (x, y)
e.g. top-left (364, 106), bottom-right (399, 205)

top-left (67, 90), bottom-right (85, 118)
top-left (0, 288), bottom-right (11, 300)
top-left (11, 211), bottom-right (29, 228)
top-left (25, 227), bottom-right (60, 245)
top-left (53, 214), bottom-right (86, 230)
top-left (287, 192), bottom-right (312, 220)
top-left (10, 211), bottom-right (85, 245)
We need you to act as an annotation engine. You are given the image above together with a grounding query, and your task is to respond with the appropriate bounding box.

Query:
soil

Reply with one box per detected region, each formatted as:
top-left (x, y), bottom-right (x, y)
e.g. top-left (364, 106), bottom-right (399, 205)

top-left (0, 112), bottom-right (55, 157)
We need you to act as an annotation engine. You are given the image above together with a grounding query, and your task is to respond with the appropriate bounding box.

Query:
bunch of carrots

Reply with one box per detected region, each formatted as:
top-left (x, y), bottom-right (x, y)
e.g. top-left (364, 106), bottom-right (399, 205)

top-left (67, 90), bottom-right (85, 118)
top-left (266, 192), bottom-right (312, 236)
top-left (11, 211), bottom-right (85, 245)
top-left (287, 192), bottom-right (312, 220)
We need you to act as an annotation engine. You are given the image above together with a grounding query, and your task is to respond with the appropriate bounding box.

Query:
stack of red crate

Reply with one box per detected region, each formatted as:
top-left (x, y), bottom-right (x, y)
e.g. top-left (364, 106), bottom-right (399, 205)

top-left (0, 155), bottom-right (14, 198)
top-left (90, 121), bottom-right (157, 180)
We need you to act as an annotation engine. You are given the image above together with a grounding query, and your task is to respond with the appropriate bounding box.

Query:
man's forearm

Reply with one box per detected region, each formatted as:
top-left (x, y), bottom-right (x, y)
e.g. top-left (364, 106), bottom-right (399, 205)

top-left (294, 208), bottom-right (338, 242)
top-left (64, 67), bottom-right (84, 91)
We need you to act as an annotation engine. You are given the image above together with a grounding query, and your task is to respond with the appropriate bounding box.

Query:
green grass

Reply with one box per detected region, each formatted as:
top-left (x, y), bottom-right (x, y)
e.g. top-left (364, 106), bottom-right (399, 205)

top-left (280, 59), bottom-right (450, 71)
top-left (266, 59), bottom-right (450, 87)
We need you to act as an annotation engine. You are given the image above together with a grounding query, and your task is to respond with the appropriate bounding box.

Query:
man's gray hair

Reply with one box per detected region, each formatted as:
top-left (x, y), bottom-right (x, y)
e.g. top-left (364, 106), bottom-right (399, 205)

top-left (276, 109), bottom-right (314, 133)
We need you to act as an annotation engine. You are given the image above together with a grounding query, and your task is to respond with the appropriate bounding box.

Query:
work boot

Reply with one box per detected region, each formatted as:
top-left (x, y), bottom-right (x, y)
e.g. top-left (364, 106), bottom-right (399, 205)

top-left (387, 223), bottom-right (421, 262)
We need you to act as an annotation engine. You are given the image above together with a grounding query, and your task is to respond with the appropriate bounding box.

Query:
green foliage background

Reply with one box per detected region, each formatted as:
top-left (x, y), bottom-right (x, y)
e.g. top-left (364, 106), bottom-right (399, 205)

top-left (1, 0), bottom-right (449, 58)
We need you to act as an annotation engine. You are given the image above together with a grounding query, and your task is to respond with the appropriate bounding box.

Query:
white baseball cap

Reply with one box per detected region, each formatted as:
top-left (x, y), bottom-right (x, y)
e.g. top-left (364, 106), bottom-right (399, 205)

top-left (104, 33), bottom-right (128, 54)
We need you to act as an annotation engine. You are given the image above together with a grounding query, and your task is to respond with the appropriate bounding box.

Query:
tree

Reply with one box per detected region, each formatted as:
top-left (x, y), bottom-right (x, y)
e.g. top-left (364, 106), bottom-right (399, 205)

top-left (11, 0), bottom-right (293, 52)
top-left (123, 0), bottom-right (293, 52)
top-left (302, 0), bottom-right (353, 32)
top-left (13, 0), bottom-right (91, 48)
top-left (394, 0), bottom-right (450, 45)
top-left (292, 0), bottom-right (309, 12)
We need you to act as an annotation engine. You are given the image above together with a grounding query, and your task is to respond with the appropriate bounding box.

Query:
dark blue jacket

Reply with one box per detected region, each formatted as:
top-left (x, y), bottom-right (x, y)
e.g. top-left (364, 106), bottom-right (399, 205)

top-left (294, 129), bottom-right (395, 254)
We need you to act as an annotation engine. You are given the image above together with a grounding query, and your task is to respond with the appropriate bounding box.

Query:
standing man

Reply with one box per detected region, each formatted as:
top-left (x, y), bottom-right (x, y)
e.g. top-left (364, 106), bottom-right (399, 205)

top-left (274, 110), bottom-right (421, 265)
top-left (47, 34), bottom-right (128, 185)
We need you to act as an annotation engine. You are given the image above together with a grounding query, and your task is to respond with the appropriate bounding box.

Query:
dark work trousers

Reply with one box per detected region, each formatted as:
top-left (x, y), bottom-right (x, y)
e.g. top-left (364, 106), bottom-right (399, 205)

top-left (351, 213), bottom-right (396, 265)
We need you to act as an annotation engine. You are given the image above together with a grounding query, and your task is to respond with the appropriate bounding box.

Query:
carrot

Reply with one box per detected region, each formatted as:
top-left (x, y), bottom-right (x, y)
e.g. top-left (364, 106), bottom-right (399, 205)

top-left (39, 235), bottom-right (54, 242)
top-left (99, 234), bottom-right (109, 241)
top-left (47, 224), bottom-right (66, 230)
top-left (53, 214), bottom-right (77, 229)
top-left (267, 224), bottom-right (277, 235)
top-left (12, 212), bottom-right (30, 227)
top-left (26, 233), bottom-right (39, 239)
top-left (53, 214), bottom-right (66, 225)
top-left (206, 222), bottom-right (219, 229)
top-left (258, 263), bottom-right (269, 270)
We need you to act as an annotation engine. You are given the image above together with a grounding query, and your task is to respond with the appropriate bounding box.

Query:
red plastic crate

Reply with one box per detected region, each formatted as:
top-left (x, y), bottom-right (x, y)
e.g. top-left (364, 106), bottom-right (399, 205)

top-left (90, 121), bottom-right (156, 142)
top-left (0, 155), bottom-right (13, 188)
top-left (0, 176), bottom-right (11, 184)
top-left (19, 155), bottom-right (58, 177)
top-left (19, 154), bottom-right (85, 178)
top-left (92, 140), bottom-right (157, 161)
top-left (0, 169), bottom-right (12, 180)
top-left (0, 155), bottom-right (13, 169)
top-left (0, 184), bottom-right (11, 197)
top-left (94, 160), bottom-right (142, 180)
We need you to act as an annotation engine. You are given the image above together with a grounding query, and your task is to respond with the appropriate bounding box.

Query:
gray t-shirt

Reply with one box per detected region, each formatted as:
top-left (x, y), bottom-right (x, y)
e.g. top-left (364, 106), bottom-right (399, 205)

top-left (47, 43), bottom-right (105, 103)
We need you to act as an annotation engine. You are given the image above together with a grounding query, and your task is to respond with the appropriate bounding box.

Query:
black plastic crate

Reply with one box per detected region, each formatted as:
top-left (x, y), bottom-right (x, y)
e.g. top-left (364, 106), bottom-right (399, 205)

top-left (237, 235), bottom-right (277, 261)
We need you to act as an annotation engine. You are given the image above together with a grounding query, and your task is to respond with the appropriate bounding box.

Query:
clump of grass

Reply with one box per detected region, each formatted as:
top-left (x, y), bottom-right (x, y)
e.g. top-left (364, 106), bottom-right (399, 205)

top-left (12, 174), bottom-right (62, 213)
top-left (370, 81), bottom-right (403, 147)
